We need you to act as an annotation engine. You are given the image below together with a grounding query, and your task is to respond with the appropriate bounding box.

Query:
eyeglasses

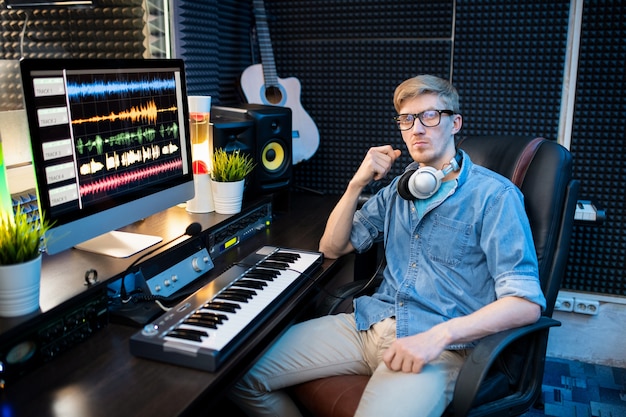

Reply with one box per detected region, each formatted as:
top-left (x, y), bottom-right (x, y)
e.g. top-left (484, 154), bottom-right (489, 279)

top-left (393, 110), bottom-right (455, 130)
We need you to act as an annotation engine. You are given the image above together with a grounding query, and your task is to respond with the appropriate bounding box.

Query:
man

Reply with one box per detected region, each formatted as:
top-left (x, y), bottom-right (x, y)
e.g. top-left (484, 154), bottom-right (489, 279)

top-left (230, 74), bottom-right (546, 416)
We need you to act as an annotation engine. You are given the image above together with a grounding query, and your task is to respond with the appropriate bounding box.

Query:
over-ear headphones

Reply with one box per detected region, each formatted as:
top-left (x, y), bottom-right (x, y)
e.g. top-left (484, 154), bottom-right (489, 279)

top-left (397, 151), bottom-right (462, 200)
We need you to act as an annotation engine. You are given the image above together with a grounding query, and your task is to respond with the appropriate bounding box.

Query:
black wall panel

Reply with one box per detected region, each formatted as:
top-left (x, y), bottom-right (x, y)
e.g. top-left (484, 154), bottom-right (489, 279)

top-left (453, 1), bottom-right (570, 140)
top-left (565, 0), bottom-right (626, 295)
top-left (0, 0), bottom-right (145, 111)
top-left (172, 1), bottom-right (253, 104)
top-left (1, 0), bottom-right (623, 296)
top-left (265, 0), bottom-right (454, 195)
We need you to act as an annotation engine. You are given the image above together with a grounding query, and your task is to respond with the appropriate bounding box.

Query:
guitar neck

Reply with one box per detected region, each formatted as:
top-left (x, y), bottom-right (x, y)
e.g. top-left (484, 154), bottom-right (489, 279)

top-left (253, 0), bottom-right (279, 87)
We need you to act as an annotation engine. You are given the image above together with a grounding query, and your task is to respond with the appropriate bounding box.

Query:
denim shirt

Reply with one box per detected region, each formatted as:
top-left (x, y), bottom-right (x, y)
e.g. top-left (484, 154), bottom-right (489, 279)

top-left (350, 150), bottom-right (546, 349)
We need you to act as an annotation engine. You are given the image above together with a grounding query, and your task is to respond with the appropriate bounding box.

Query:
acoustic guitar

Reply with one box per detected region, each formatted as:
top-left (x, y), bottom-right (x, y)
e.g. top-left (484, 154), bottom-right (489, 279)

top-left (240, 0), bottom-right (320, 165)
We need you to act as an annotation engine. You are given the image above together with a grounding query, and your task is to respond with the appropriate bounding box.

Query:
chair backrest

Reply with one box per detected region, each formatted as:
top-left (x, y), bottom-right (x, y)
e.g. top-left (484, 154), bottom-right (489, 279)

top-left (456, 136), bottom-right (579, 316)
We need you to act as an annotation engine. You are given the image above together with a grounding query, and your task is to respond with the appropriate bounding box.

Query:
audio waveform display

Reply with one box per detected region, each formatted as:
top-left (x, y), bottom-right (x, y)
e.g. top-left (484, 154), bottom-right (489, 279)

top-left (66, 76), bottom-right (176, 99)
top-left (75, 124), bottom-right (177, 155)
top-left (52, 70), bottom-right (189, 206)
top-left (80, 158), bottom-right (183, 198)
top-left (79, 158), bottom-right (105, 175)
top-left (71, 100), bottom-right (177, 125)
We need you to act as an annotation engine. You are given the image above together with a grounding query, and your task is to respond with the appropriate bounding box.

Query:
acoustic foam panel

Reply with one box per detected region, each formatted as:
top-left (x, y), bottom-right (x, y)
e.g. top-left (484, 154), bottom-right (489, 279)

top-left (264, 0), bottom-right (454, 195)
top-left (0, 0), bottom-right (145, 111)
top-left (564, 0), bottom-right (626, 295)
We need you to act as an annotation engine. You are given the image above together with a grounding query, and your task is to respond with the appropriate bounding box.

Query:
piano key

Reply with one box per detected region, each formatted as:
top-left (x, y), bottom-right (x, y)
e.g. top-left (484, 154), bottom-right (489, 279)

top-left (268, 252), bottom-right (301, 262)
top-left (243, 269), bottom-right (278, 280)
top-left (225, 288), bottom-right (257, 297)
top-left (188, 312), bottom-right (227, 324)
top-left (259, 260), bottom-right (289, 270)
top-left (234, 279), bottom-right (268, 290)
top-left (204, 301), bottom-right (241, 313)
top-left (166, 328), bottom-right (208, 342)
top-left (183, 318), bottom-right (218, 329)
top-left (215, 292), bottom-right (251, 303)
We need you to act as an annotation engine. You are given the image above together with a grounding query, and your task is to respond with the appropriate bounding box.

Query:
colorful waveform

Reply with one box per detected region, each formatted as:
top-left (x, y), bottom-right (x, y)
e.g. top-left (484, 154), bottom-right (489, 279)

top-left (105, 145), bottom-right (163, 171)
top-left (76, 124), bottom-right (175, 155)
top-left (79, 158), bottom-right (183, 197)
top-left (71, 101), bottom-right (177, 125)
top-left (79, 141), bottom-right (176, 174)
top-left (159, 122), bottom-right (179, 139)
top-left (162, 141), bottom-right (180, 155)
top-left (66, 76), bottom-right (176, 100)
top-left (79, 158), bottom-right (105, 175)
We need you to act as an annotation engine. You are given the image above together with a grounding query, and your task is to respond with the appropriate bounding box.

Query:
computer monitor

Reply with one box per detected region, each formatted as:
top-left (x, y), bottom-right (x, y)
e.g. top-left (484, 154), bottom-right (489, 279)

top-left (20, 58), bottom-right (194, 257)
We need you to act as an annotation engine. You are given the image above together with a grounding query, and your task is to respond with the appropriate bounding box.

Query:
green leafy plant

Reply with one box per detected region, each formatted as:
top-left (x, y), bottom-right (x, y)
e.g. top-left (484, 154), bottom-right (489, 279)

top-left (210, 148), bottom-right (256, 182)
top-left (0, 206), bottom-right (51, 265)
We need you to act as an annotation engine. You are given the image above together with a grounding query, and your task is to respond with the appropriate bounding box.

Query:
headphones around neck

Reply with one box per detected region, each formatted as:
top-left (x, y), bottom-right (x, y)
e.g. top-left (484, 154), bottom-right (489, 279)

top-left (397, 151), bottom-right (462, 200)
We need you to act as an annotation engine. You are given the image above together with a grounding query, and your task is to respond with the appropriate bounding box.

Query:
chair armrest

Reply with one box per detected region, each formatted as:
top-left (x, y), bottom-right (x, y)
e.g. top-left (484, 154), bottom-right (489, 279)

top-left (316, 279), bottom-right (381, 316)
top-left (452, 316), bottom-right (561, 416)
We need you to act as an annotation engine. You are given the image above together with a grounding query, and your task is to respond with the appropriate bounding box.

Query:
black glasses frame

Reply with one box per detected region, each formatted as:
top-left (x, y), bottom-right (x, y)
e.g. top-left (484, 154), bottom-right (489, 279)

top-left (393, 110), bottom-right (455, 130)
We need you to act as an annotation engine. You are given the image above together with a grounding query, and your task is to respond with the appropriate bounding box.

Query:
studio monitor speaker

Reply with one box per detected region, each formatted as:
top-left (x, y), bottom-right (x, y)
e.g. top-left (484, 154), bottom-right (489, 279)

top-left (212, 104), bottom-right (292, 197)
top-left (211, 108), bottom-right (255, 155)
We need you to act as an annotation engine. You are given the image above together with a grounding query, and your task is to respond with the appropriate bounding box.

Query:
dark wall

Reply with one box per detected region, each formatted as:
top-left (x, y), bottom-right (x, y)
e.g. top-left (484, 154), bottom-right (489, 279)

top-left (566, 1), bottom-right (625, 295)
top-left (0, 0), bottom-right (146, 111)
top-left (1, 0), bottom-right (623, 296)
top-left (175, 0), bottom-right (625, 297)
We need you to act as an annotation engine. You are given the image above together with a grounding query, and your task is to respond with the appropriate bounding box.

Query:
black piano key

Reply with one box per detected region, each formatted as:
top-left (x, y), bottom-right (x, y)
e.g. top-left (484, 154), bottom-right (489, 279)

top-left (184, 317), bottom-right (219, 329)
top-left (204, 301), bottom-right (241, 313)
top-left (244, 269), bottom-right (279, 280)
top-left (224, 288), bottom-right (257, 298)
top-left (269, 252), bottom-right (301, 263)
top-left (216, 293), bottom-right (251, 303)
top-left (192, 312), bottom-right (228, 324)
top-left (236, 279), bottom-right (268, 290)
top-left (167, 328), bottom-right (208, 342)
top-left (259, 260), bottom-right (290, 270)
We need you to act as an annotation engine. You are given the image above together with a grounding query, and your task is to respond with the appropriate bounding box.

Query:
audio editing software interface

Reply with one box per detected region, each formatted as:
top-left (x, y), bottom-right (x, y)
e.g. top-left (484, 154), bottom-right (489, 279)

top-left (25, 64), bottom-right (190, 223)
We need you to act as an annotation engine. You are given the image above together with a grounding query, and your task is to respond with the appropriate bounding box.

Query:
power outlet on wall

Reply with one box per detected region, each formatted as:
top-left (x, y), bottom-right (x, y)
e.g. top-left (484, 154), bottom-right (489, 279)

top-left (555, 296), bottom-right (574, 312)
top-left (555, 296), bottom-right (600, 315)
top-left (574, 299), bottom-right (600, 315)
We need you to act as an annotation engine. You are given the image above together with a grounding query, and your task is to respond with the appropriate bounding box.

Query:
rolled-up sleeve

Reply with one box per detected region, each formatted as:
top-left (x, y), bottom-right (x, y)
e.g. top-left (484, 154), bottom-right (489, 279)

top-left (350, 210), bottom-right (380, 253)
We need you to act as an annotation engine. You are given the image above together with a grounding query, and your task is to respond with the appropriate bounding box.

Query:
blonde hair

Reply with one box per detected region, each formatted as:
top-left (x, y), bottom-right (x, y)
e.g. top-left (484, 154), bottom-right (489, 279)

top-left (393, 75), bottom-right (460, 113)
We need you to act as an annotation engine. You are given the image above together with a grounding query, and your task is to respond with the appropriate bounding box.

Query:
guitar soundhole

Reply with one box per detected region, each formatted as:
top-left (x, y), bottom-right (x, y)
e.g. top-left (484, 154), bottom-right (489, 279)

top-left (264, 86), bottom-right (283, 104)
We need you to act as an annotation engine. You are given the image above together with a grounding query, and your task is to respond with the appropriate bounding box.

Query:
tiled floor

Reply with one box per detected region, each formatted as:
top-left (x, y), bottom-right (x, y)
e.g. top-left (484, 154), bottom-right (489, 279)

top-left (522, 357), bottom-right (626, 417)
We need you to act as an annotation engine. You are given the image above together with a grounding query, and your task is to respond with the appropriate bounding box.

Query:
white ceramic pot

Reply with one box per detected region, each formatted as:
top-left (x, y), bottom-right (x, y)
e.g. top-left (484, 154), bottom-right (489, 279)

top-left (210, 179), bottom-right (245, 215)
top-left (0, 255), bottom-right (42, 317)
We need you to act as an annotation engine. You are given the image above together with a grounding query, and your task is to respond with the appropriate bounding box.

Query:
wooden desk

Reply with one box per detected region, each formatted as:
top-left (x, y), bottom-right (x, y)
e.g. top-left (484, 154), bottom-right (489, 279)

top-left (0, 193), bottom-right (342, 417)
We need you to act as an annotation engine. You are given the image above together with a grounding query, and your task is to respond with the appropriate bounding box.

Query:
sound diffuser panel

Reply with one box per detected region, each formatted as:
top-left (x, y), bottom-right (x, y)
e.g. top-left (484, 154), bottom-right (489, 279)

top-left (172, 0), bottom-right (254, 104)
top-left (171, 1), bottom-right (220, 98)
top-left (265, 0), bottom-right (454, 195)
top-left (564, 0), bottom-right (626, 295)
top-left (452, 1), bottom-right (570, 140)
top-left (0, 0), bottom-right (145, 111)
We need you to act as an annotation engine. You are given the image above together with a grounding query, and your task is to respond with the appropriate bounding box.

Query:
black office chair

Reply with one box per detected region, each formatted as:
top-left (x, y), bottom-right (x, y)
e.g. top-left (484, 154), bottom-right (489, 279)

top-left (291, 135), bottom-right (580, 417)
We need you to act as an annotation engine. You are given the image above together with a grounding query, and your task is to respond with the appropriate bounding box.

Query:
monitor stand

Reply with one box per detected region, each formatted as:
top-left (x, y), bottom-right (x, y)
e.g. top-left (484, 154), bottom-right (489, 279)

top-left (74, 231), bottom-right (162, 258)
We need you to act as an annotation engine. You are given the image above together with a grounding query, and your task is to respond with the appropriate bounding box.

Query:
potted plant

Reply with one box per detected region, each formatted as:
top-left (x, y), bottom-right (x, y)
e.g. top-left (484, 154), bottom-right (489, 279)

top-left (0, 206), bottom-right (51, 316)
top-left (210, 148), bottom-right (256, 214)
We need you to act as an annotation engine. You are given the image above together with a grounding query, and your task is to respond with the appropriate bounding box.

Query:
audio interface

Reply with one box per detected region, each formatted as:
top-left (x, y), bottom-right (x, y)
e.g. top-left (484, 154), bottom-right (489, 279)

top-left (0, 287), bottom-right (108, 387)
top-left (136, 237), bottom-right (214, 299)
top-left (207, 199), bottom-right (272, 257)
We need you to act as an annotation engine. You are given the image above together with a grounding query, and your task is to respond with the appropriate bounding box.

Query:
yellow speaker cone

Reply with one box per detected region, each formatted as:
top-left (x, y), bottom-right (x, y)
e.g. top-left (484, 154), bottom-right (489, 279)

top-left (262, 142), bottom-right (285, 172)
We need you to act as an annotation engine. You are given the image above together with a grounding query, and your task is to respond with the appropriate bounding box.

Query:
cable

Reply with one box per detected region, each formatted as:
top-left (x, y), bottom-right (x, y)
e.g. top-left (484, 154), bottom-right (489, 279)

top-left (19, 12), bottom-right (29, 59)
